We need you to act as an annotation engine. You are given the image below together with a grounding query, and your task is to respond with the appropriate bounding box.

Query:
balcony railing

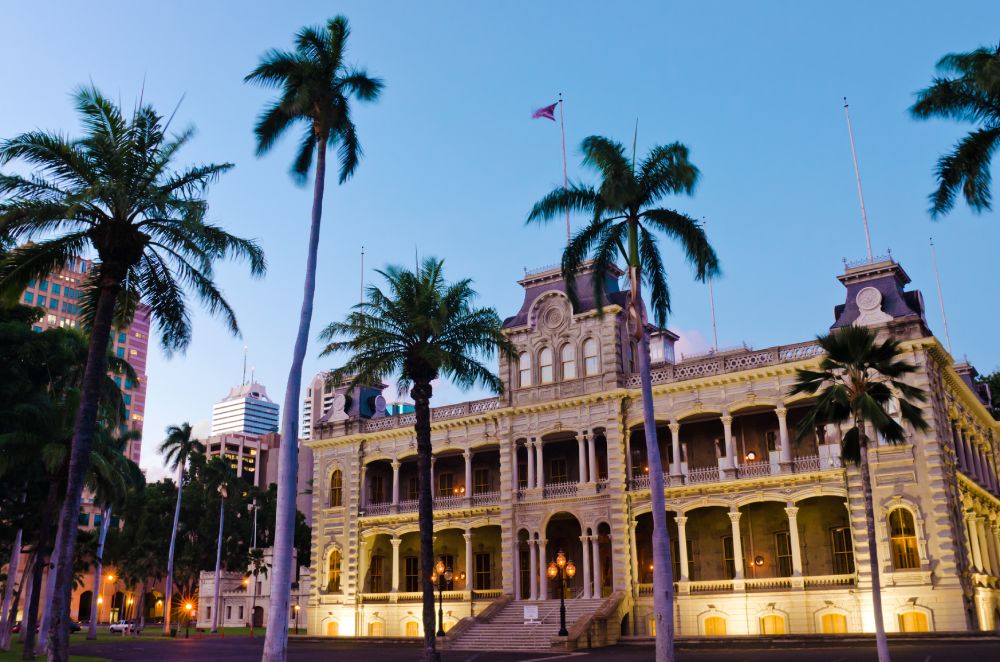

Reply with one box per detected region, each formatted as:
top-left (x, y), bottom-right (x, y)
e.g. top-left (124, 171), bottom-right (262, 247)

top-left (472, 490), bottom-right (500, 506)
top-left (627, 453), bottom-right (844, 493)
top-left (686, 466), bottom-right (721, 484)
top-left (433, 494), bottom-right (466, 511)
top-left (360, 397), bottom-right (501, 433)
top-left (792, 454), bottom-right (821, 473)
top-left (543, 480), bottom-right (578, 499)
top-left (803, 574), bottom-right (855, 588)
top-left (397, 499), bottom-right (418, 513)
top-left (365, 501), bottom-right (392, 516)
top-left (736, 461), bottom-right (771, 480)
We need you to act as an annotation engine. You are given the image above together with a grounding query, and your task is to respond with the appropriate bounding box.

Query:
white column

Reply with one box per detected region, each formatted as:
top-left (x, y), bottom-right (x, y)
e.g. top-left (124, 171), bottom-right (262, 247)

top-left (390, 535), bottom-right (401, 592)
top-left (990, 523), bottom-right (1000, 577)
top-left (975, 445), bottom-right (987, 483)
top-left (535, 439), bottom-right (545, 489)
top-left (722, 415), bottom-right (735, 469)
top-left (628, 525), bottom-right (639, 588)
top-left (777, 407), bottom-right (792, 466)
top-left (464, 449), bottom-right (473, 503)
top-left (581, 535), bottom-right (592, 598)
top-left (591, 535), bottom-right (601, 598)
top-left (967, 515), bottom-right (984, 572)
top-left (669, 422), bottom-right (682, 477)
top-left (391, 459), bottom-right (400, 506)
top-left (359, 465), bottom-right (368, 510)
top-left (676, 515), bottom-right (689, 581)
top-left (539, 539), bottom-right (549, 599)
top-left (526, 441), bottom-right (536, 489)
top-left (587, 431), bottom-right (598, 483)
top-left (464, 530), bottom-right (474, 591)
top-left (529, 539), bottom-right (538, 600)
top-left (785, 505), bottom-right (803, 576)
top-left (577, 434), bottom-right (588, 486)
top-left (960, 428), bottom-right (975, 477)
top-left (729, 509), bottom-right (744, 580)
top-left (514, 541), bottom-right (522, 600)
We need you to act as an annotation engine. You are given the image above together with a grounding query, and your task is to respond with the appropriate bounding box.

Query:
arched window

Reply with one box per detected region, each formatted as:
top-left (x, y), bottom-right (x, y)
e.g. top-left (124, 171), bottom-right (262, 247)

top-left (367, 621), bottom-right (385, 636)
top-left (820, 613), bottom-right (848, 633)
top-left (583, 338), bottom-right (599, 375)
top-left (760, 614), bottom-right (785, 634)
top-left (518, 352), bottom-right (531, 387)
top-left (405, 620), bottom-right (420, 637)
top-left (888, 508), bottom-right (920, 570)
top-left (329, 470), bottom-right (343, 507)
top-left (326, 621), bottom-right (340, 636)
top-left (539, 347), bottom-right (554, 383)
top-left (327, 549), bottom-right (342, 592)
top-left (560, 343), bottom-right (576, 380)
top-left (703, 616), bottom-right (727, 636)
top-left (898, 611), bottom-right (929, 632)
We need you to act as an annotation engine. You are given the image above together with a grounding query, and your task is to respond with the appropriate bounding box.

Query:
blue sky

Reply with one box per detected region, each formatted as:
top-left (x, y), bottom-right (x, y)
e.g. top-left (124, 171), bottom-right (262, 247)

top-left (2, 1), bottom-right (998, 479)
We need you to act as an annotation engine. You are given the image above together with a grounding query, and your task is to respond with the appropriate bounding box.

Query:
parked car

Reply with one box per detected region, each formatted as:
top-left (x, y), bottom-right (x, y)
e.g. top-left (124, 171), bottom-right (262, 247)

top-left (69, 621), bottom-right (82, 633)
top-left (108, 620), bottom-right (141, 633)
top-left (12, 620), bottom-right (82, 634)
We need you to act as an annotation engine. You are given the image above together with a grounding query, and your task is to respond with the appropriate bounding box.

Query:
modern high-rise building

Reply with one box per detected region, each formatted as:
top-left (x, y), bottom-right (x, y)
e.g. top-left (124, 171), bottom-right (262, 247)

top-left (211, 382), bottom-right (280, 436)
top-left (19, 256), bottom-right (150, 465)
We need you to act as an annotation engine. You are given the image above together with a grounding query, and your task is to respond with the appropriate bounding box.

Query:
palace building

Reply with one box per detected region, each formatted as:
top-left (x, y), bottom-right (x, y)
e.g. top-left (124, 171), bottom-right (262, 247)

top-left (302, 257), bottom-right (999, 650)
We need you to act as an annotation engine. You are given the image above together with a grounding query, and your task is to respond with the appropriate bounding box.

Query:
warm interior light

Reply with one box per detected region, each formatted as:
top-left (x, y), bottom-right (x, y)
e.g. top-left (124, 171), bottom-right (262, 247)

top-left (457, 572), bottom-right (466, 581)
top-left (430, 571), bottom-right (438, 582)
top-left (294, 604), bottom-right (300, 611)
top-left (643, 466), bottom-right (649, 473)
top-left (107, 575), bottom-right (115, 582)
top-left (649, 564), bottom-right (654, 571)
top-left (242, 578), bottom-right (249, 586)
top-left (97, 597), bottom-right (103, 605)
top-left (156, 600), bottom-right (163, 606)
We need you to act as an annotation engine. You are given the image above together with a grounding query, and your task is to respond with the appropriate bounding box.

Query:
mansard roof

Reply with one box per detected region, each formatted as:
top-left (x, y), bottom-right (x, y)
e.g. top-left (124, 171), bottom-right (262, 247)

top-left (503, 261), bottom-right (627, 329)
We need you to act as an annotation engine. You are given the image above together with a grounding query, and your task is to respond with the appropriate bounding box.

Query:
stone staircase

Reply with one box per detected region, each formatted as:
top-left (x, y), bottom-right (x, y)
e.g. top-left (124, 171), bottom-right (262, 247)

top-left (448, 598), bottom-right (606, 651)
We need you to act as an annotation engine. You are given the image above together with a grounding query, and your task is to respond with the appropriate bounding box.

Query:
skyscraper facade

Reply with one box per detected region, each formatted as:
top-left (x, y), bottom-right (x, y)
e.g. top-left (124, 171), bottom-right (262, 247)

top-left (211, 382), bottom-right (280, 436)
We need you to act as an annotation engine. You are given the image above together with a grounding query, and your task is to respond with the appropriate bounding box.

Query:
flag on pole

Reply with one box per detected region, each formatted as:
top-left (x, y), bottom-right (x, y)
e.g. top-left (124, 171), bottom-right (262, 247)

top-left (531, 102), bottom-right (558, 121)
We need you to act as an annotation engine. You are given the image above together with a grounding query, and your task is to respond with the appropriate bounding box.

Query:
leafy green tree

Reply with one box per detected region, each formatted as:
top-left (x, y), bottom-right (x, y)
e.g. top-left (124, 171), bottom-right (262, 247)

top-left (790, 325), bottom-right (928, 662)
top-left (976, 370), bottom-right (1000, 419)
top-left (158, 423), bottom-right (205, 634)
top-left (527, 135), bottom-right (718, 662)
top-left (910, 43), bottom-right (1000, 217)
top-left (0, 88), bottom-right (265, 662)
top-left (247, 547), bottom-right (269, 635)
top-left (244, 17), bottom-right (382, 660)
top-left (320, 258), bottom-right (512, 662)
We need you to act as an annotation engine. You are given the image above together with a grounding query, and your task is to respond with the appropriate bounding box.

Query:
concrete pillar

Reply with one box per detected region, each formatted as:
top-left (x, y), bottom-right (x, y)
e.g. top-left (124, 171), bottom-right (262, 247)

top-left (528, 539), bottom-right (538, 600)
top-left (526, 441), bottom-right (536, 489)
top-left (391, 459), bottom-right (400, 507)
top-left (514, 540), bottom-right (522, 600)
top-left (591, 535), bottom-right (601, 598)
top-left (628, 524), bottom-right (639, 588)
top-left (968, 515), bottom-right (984, 572)
top-left (976, 518), bottom-right (993, 576)
top-left (722, 415), bottom-right (735, 469)
top-left (535, 439), bottom-right (545, 489)
top-left (960, 428), bottom-right (975, 477)
top-left (390, 535), bottom-right (401, 592)
top-left (777, 407), bottom-right (792, 468)
top-left (577, 435), bottom-right (588, 486)
top-left (359, 465), bottom-right (368, 510)
top-left (581, 535), bottom-right (592, 598)
top-left (539, 539), bottom-right (549, 599)
top-left (464, 449), bottom-right (473, 504)
top-left (728, 509), bottom-right (744, 580)
top-left (464, 530), bottom-right (474, 591)
top-left (785, 505), bottom-right (803, 576)
top-left (676, 515), bottom-right (689, 581)
top-left (587, 431), bottom-right (598, 483)
top-left (669, 421), bottom-right (682, 477)
top-left (985, 522), bottom-right (1000, 578)
top-left (990, 523), bottom-right (1000, 578)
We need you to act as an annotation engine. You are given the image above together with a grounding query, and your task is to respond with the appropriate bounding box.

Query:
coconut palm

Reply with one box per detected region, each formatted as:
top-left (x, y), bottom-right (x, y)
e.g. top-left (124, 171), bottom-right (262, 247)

top-left (202, 457), bottom-right (237, 633)
top-left (527, 135), bottom-right (718, 662)
top-left (247, 547), bottom-right (270, 637)
top-left (910, 42), bottom-right (1000, 217)
top-left (790, 325), bottom-right (928, 662)
top-left (244, 16), bottom-right (382, 661)
top-left (320, 258), bottom-right (512, 662)
top-left (0, 87), bottom-right (264, 661)
top-left (158, 423), bottom-right (205, 635)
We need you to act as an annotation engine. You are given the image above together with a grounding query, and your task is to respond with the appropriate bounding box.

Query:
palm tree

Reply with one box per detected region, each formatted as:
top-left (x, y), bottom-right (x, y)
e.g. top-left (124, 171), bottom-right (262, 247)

top-left (158, 423), bottom-right (205, 635)
top-left (527, 135), bottom-right (718, 662)
top-left (247, 547), bottom-right (270, 637)
top-left (320, 258), bottom-right (512, 662)
top-left (202, 457), bottom-right (237, 633)
top-left (244, 16), bottom-right (382, 661)
top-left (790, 325), bottom-right (928, 662)
top-left (910, 42), bottom-right (1000, 217)
top-left (0, 88), bottom-right (264, 661)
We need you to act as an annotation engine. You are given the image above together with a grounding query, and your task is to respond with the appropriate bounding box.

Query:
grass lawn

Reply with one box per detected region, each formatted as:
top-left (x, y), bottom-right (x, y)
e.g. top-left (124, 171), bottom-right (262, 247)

top-left (78, 626), bottom-right (267, 643)
top-left (0, 641), bottom-right (105, 661)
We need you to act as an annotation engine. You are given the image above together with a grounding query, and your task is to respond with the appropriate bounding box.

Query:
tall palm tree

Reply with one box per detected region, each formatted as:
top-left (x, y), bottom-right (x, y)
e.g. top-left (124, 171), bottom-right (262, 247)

top-left (202, 457), bottom-right (237, 633)
top-left (910, 42), bottom-right (1000, 217)
top-left (0, 88), bottom-right (264, 661)
top-left (320, 258), bottom-right (512, 662)
top-left (247, 547), bottom-right (270, 637)
top-left (158, 423), bottom-right (205, 635)
top-left (527, 135), bottom-right (718, 662)
top-left (790, 325), bottom-right (928, 662)
top-left (244, 16), bottom-right (382, 661)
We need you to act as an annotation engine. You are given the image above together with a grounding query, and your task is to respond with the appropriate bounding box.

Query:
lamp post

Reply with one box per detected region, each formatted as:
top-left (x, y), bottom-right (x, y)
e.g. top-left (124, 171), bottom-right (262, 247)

top-left (184, 602), bottom-right (193, 639)
top-left (430, 558), bottom-right (453, 637)
top-left (546, 550), bottom-right (577, 637)
top-left (293, 604), bottom-right (300, 635)
top-left (102, 573), bottom-right (115, 624)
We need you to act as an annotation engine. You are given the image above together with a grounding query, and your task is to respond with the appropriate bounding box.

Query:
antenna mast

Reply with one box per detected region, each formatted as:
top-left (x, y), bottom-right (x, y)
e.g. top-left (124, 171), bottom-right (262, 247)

top-left (929, 237), bottom-right (953, 356)
top-left (704, 218), bottom-right (718, 352)
top-left (843, 98), bottom-right (874, 261)
top-left (242, 345), bottom-right (248, 385)
top-left (360, 245), bottom-right (365, 305)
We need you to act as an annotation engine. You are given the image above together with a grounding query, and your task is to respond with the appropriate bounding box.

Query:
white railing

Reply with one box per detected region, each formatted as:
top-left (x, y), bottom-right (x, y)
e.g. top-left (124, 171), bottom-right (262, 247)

top-left (637, 583), bottom-right (653, 595)
top-left (364, 502), bottom-right (392, 516)
top-left (686, 467), bottom-right (721, 484)
top-left (803, 574), bottom-right (855, 588)
top-left (630, 475), bottom-right (651, 491)
top-left (433, 494), bottom-right (465, 511)
top-left (472, 588), bottom-right (502, 599)
top-left (744, 576), bottom-right (792, 590)
top-left (687, 579), bottom-right (734, 593)
top-left (360, 397), bottom-right (502, 432)
top-left (543, 481), bottom-right (578, 499)
top-left (516, 488), bottom-right (526, 501)
top-left (472, 490), bottom-right (500, 506)
top-left (397, 499), bottom-right (418, 513)
top-left (792, 455), bottom-right (821, 473)
top-left (361, 592), bottom-right (392, 602)
top-left (736, 462), bottom-right (772, 479)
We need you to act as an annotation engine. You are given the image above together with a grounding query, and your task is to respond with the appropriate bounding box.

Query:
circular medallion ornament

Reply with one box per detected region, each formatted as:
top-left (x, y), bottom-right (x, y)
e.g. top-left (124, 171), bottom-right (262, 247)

top-left (543, 306), bottom-right (565, 330)
top-left (856, 286), bottom-right (882, 312)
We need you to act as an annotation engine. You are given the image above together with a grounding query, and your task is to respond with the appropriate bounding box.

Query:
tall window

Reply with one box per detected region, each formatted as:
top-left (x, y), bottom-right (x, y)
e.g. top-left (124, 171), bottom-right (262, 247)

top-left (404, 557), bottom-right (419, 592)
top-left (550, 458), bottom-right (568, 483)
top-left (329, 470), bottom-right (342, 507)
top-left (440, 554), bottom-right (455, 590)
top-left (517, 461), bottom-right (528, 489)
top-left (369, 474), bottom-right (385, 504)
top-left (474, 552), bottom-right (491, 590)
top-left (539, 348), bottom-right (554, 383)
top-left (367, 622), bottom-right (384, 636)
top-left (473, 467), bottom-right (490, 494)
top-left (898, 611), bottom-right (929, 633)
top-left (722, 536), bottom-right (736, 579)
top-left (671, 538), bottom-right (694, 580)
top-left (889, 508), bottom-right (920, 570)
top-left (405, 621), bottom-right (420, 637)
top-left (406, 476), bottom-right (418, 501)
top-left (774, 531), bottom-right (792, 577)
top-left (519, 547), bottom-right (531, 598)
top-left (560, 344), bottom-right (576, 380)
top-left (831, 527), bottom-right (855, 574)
top-left (518, 352), bottom-right (531, 387)
top-left (327, 549), bottom-right (342, 592)
top-left (369, 555), bottom-right (384, 592)
top-left (437, 472), bottom-right (453, 497)
top-left (583, 338), bottom-right (599, 375)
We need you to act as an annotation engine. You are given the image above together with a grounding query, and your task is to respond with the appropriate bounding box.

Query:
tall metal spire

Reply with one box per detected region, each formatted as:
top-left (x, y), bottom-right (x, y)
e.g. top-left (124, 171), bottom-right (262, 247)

top-left (360, 245), bottom-right (365, 306)
top-left (929, 237), bottom-right (953, 356)
top-left (704, 218), bottom-right (718, 352)
top-left (843, 98), bottom-right (874, 261)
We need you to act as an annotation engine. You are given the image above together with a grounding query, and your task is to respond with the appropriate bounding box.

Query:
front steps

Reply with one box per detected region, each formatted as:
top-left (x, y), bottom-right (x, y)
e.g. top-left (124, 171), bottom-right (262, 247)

top-left (448, 598), bottom-right (605, 651)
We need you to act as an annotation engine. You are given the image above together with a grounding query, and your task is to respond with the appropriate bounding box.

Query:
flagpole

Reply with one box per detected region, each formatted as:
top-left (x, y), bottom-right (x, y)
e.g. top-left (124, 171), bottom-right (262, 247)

top-left (704, 219), bottom-right (718, 352)
top-left (843, 97), bottom-right (874, 261)
top-left (559, 93), bottom-right (569, 246)
top-left (929, 237), bottom-right (953, 356)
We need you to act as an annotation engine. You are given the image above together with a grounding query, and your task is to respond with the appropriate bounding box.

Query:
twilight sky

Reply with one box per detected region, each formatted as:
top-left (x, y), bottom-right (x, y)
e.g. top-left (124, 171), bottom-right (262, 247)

top-left (2, 1), bottom-right (998, 480)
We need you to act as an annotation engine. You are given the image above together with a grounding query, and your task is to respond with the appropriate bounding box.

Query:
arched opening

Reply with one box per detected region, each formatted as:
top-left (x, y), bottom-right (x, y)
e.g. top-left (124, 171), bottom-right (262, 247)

top-left (684, 506), bottom-right (733, 580)
top-left (760, 614), bottom-right (786, 634)
top-left (634, 511), bottom-right (684, 584)
top-left (145, 591), bottom-right (164, 621)
top-left (620, 613), bottom-right (630, 636)
top-left (367, 621), bottom-right (385, 637)
top-left (329, 469), bottom-right (343, 507)
top-left (679, 415), bottom-right (725, 477)
top-left (820, 612), bottom-right (848, 633)
top-left (703, 615), bottom-right (727, 636)
top-left (364, 459), bottom-right (392, 508)
top-left (326, 620), bottom-right (339, 636)
top-left (544, 513), bottom-right (584, 598)
top-left (888, 508), bottom-right (920, 570)
top-left (898, 611), bottom-right (929, 632)
top-left (597, 522), bottom-right (613, 596)
top-left (110, 591), bottom-right (125, 622)
top-left (77, 591), bottom-right (93, 622)
top-left (797, 496), bottom-right (853, 576)
top-left (629, 423), bottom-right (671, 478)
top-left (541, 432), bottom-right (583, 486)
top-left (517, 529), bottom-right (531, 599)
top-left (738, 501), bottom-right (791, 579)
top-left (560, 343), bottom-right (576, 380)
top-left (594, 433), bottom-right (608, 481)
top-left (404, 620), bottom-right (420, 637)
top-left (327, 548), bottom-right (342, 592)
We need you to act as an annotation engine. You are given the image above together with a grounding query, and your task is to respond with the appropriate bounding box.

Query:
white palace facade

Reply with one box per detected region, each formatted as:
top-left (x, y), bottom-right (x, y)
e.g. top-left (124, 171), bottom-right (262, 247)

top-left (303, 257), bottom-right (1000, 649)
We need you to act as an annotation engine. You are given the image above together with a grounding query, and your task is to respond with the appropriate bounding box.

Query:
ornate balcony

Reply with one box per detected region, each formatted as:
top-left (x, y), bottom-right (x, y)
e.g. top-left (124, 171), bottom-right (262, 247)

top-left (543, 480), bottom-right (578, 499)
top-left (628, 454), bottom-right (844, 493)
top-left (472, 490), bottom-right (500, 506)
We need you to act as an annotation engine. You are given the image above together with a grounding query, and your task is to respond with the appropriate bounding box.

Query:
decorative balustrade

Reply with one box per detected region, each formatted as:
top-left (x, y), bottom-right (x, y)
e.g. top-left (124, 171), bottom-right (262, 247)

top-left (792, 455), bottom-right (821, 473)
top-left (433, 494), bottom-right (466, 511)
top-left (744, 576), bottom-right (792, 591)
top-left (361, 592), bottom-right (392, 602)
top-left (596, 478), bottom-right (610, 492)
top-left (472, 490), bottom-right (500, 506)
top-left (736, 461), bottom-right (772, 479)
top-left (397, 499), bottom-right (418, 513)
top-left (637, 583), bottom-right (653, 595)
top-left (686, 466), bottom-right (721, 484)
top-left (472, 589), bottom-right (503, 599)
top-left (365, 501), bottom-right (392, 516)
top-left (687, 579), bottom-right (734, 593)
top-left (516, 488), bottom-right (526, 501)
top-left (360, 397), bottom-right (501, 433)
top-left (629, 475), bottom-right (651, 491)
top-left (543, 480), bottom-right (578, 499)
top-left (803, 574), bottom-right (855, 588)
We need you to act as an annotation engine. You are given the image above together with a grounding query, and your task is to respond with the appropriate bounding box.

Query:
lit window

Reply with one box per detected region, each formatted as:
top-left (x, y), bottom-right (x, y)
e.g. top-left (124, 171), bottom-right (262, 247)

top-left (560, 344), bottom-right (576, 380)
top-left (539, 348), bottom-right (553, 384)
top-left (703, 616), bottom-right (726, 636)
top-left (821, 613), bottom-right (848, 633)
top-left (405, 620), bottom-right (419, 637)
top-left (889, 508), bottom-right (920, 570)
top-left (327, 549), bottom-right (341, 592)
top-left (130, 349), bottom-right (138, 356)
top-left (583, 338), bottom-right (599, 375)
top-left (518, 352), bottom-right (531, 387)
top-left (329, 470), bottom-right (342, 507)
top-left (898, 611), bottom-right (928, 632)
top-left (367, 622), bottom-right (384, 637)
top-left (831, 527), bottom-right (855, 574)
top-left (23, 292), bottom-right (33, 304)
top-left (760, 615), bottom-right (785, 634)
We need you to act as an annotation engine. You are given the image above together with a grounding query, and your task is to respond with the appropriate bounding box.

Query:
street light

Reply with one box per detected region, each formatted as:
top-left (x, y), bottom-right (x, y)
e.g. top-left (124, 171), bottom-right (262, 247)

top-left (184, 602), bottom-right (193, 639)
top-left (430, 558), bottom-right (453, 637)
top-left (293, 604), bottom-right (300, 635)
top-left (546, 550), bottom-right (577, 637)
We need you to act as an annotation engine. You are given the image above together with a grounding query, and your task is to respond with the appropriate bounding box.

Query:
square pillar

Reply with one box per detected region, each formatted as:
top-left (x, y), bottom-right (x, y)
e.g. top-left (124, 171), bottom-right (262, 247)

top-left (528, 539), bottom-right (538, 600)
top-left (587, 431), bottom-right (598, 483)
top-left (526, 440), bottom-right (536, 489)
top-left (675, 515), bottom-right (689, 581)
top-left (590, 535), bottom-right (601, 598)
top-left (784, 505), bottom-right (803, 577)
top-left (581, 534), bottom-right (592, 598)
top-left (728, 509), bottom-right (744, 581)
top-left (669, 422), bottom-right (682, 479)
top-left (390, 535), bottom-right (401, 592)
top-left (535, 439), bottom-right (545, 489)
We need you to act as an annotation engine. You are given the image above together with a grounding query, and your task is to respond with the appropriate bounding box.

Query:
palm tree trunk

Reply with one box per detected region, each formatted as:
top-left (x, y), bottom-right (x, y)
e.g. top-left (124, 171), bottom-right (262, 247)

top-left (135, 581), bottom-right (146, 634)
top-left (857, 417), bottom-right (890, 662)
top-left (163, 465), bottom-right (184, 635)
top-left (36, 520), bottom-right (65, 656)
top-left (0, 524), bottom-right (24, 650)
top-left (24, 480), bottom-right (59, 659)
top-left (412, 380), bottom-right (437, 662)
top-left (263, 135), bottom-right (327, 662)
top-left (2, 562), bottom-right (29, 651)
top-left (48, 279), bottom-right (120, 662)
top-left (211, 496), bottom-right (225, 633)
top-left (88, 505), bottom-right (111, 640)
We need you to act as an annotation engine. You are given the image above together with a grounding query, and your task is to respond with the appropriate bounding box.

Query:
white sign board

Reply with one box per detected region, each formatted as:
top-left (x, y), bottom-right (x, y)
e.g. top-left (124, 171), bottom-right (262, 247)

top-left (523, 605), bottom-right (539, 624)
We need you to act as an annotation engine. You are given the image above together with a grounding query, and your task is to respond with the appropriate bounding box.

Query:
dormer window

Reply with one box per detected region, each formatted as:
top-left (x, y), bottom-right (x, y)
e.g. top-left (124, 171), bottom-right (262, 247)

top-left (518, 352), bottom-right (531, 387)
top-left (560, 344), bottom-right (576, 380)
top-left (539, 347), bottom-right (554, 384)
top-left (583, 338), bottom-right (599, 375)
